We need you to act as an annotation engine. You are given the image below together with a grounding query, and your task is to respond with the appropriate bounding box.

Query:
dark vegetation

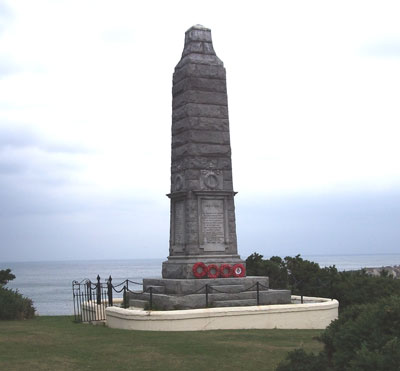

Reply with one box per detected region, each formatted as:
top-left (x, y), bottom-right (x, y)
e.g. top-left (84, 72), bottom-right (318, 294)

top-left (276, 296), bottom-right (400, 371)
top-left (0, 268), bottom-right (16, 285)
top-left (246, 253), bottom-right (400, 310)
top-left (246, 254), bottom-right (400, 370)
top-left (0, 268), bottom-right (35, 320)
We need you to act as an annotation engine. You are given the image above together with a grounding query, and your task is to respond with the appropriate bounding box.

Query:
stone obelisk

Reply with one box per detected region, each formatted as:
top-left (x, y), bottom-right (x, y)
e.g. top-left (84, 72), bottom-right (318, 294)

top-left (162, 25), bottom-right (245, 279)
top-left (137, 26), bottom-right (290, 310)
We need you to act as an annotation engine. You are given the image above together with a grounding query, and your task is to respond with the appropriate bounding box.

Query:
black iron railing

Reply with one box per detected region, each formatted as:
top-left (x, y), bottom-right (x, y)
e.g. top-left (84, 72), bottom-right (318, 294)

top-left (72, 275), bottom-right (145, 322)
top-left (72, 276), bottom-right (271, 322)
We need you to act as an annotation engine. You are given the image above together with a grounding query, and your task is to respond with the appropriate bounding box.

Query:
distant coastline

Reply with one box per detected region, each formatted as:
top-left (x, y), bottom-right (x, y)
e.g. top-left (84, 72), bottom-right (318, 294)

top-left (363, 265), bottom-right (400, 278)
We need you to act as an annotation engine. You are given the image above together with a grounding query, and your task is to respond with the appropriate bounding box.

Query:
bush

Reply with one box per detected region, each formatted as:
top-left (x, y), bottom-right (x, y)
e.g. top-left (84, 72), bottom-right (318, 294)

top-left (321, 296), bottom-right (400, 370)
top-left (246, 253), bottom-right (289, 288)
top-left (0, 286), bottom-right (35, 320)
top-left (329, 269), bottom-right (400, 309)
top-left (0, 268), bottom-right (16, 286)
top-left (246, 253), bottom-right (400, 310)
top-left (246, 253), bottom-right (338, 294)
top-left (0, 268), bottom-right (35, 320)
top-left (277, 295), bottom-right (400, 371)
top-left (276, 348), bottom-right (328, 371)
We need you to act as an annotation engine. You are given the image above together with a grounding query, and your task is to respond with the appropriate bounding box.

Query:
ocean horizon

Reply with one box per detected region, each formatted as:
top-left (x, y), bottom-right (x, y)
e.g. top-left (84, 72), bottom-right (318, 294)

top-left (3, 253), bottom-right (400, 316)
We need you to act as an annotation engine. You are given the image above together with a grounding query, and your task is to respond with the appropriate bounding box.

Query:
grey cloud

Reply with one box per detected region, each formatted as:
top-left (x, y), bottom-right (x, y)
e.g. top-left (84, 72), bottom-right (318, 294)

top-left (43, 142), bottom-right (91, 154)
top-left (0, 175), bottom-right (131, 217)
top-left (0, 148), bottom-right (82, 178)
top-left (0, 125), bottom-right (39, 149)
top-left (0, 186), bottom-right (169, 261)
top-left (0, 124), bottom-right (90, 154)
top-left (0, 55), bottom-right (46, 78)
top-left (0, 124), bottom-right (91, 207)
top-left (0, 160), bottom-right (25, 174)
top-left (237, 191), bottom-right (400, 258)
top-left (0, 1), bottom-right (13, 35)
top-left (0, 1), bottom-right (12, 17)
top-left (0, 56), bottom-right (20, 78)
top-left (101, 28), bottom-right (135, 43)
top-left (361, 39), bottom-right (400, 58)
top-left (1, 188), bottom-right (398, 262)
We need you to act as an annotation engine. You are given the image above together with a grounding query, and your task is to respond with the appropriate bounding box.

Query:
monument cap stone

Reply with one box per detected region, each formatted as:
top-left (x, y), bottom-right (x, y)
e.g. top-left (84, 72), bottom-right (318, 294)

top-left (177, 26), bottom-right (222, 69)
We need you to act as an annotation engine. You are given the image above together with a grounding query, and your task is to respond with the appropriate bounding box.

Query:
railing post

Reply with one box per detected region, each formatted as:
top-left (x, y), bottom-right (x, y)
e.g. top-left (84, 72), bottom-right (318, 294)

top-left (77, 283), bottom-right (84, 322)
top-left (205, 284), bottom-right (209, 308)
top-left (126, 279), bottom-right (129, 291)
top-left (107, 275), bottom-right (113, 307)
top-left (96, 275), bottom-right (101, 305)
top-left (256, 281), bottom-right (260, 305)
top-left (72, 282), bottom-right (77, 322)
top-left (149, 286), bottom-right (153, 310)
top-left (87, 280), bottom-right (92, 301)
top-left (301, 294), bottom-right (304, 304)
top-left (123, 286), bottom-right (127, 309)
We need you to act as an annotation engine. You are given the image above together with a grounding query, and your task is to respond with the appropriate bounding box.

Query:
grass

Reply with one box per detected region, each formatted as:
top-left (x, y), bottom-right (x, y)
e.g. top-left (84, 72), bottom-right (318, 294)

top-left (0, 316), bottom-right (323, 371)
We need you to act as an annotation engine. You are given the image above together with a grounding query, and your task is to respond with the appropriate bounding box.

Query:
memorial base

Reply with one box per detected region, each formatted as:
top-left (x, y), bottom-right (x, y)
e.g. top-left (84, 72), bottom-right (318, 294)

top-left (127, 276), bottom-right (291, 310)
top-left (106, 296), bottom-right (339, 331)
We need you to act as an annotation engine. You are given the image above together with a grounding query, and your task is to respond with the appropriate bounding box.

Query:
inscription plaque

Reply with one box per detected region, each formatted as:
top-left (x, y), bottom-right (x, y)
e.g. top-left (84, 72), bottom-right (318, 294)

top-left (201, 199), bottom-right (226, 251)
top-left (174, 200), bottom-right (185, 245)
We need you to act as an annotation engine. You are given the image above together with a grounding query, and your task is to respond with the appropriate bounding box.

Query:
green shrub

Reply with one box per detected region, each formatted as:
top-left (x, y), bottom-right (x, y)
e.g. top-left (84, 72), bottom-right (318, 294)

top-left (277, 295), bottom-right (400, 371)
top-left (246, 253), bottom-right (289, 288)
top-left (0, 286), bottom-right (35, 320)
top-left (321, 295), bottom-right (400, 370)
top-left (246, 253), bottom-right (338, 294)
top-left (0, 268), bottom-right (35, 320)
top-left (246, 253), bottom-right (400, 310)
top-left (0, 268), bottom-right (16, 286)
top-left (329, 269), bottom-right (400, 309)
top-left (276, 348), bottom-right (328, 371)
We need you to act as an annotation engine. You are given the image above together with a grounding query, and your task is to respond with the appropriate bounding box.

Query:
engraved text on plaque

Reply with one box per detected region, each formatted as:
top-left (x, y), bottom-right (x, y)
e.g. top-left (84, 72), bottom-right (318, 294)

top-left (201, 199), bottom-right (226, 251)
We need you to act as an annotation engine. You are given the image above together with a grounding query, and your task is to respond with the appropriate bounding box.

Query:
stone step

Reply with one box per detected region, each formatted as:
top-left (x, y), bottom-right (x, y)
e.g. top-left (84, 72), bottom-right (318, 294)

top-left (209, 291), bottom-right (258, 302)
top-left (143, 276), bottom-right (269, 295)
top-left (208, 284), bottom-right (245, 293)
top-left (213, 299), bottom-right (258, 307)
top-left (129, 299), bottom-right (148, 309)
top-left (129, 290), bottom-right (267, 303)
top-left (126, 289), bottom-right (291, 310)
top-left (143, 285), bottom-right (165, 294)
top-left (131, 290), bottom-right (259, 302)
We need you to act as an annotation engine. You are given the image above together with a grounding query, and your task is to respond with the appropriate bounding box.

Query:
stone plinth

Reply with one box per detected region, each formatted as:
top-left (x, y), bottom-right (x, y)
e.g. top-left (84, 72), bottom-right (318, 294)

top-left (144, 276), bottom-right (269, 294)
top-left (127, 276), bottom-right (291, 310)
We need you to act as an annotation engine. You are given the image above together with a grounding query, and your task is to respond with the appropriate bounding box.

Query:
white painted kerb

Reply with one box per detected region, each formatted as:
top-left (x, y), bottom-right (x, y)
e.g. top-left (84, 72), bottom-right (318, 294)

top-left (106, 296), bottom-right (338, 331)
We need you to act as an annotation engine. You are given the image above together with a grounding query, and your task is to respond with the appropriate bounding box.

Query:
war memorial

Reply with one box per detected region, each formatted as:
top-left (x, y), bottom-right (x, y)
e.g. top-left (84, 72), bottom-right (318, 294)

top-left (124, 25), bottom-right (291, 310)
top-left (103, 26), bottom-right (339, 330)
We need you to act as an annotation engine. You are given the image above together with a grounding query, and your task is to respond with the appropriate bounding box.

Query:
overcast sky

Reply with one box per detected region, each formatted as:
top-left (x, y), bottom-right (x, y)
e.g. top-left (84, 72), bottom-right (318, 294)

top-left (1, 0), bottom-right (399, 262)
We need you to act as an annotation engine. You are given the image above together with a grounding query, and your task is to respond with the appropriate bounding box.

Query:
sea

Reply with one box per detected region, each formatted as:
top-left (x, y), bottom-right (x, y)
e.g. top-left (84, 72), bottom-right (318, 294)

top-left (2, 254), bottom-right (400, 316)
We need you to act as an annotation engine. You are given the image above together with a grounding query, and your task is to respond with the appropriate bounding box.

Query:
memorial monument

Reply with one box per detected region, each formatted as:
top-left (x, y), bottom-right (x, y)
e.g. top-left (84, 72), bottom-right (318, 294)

top-left (130, 25), bottom-right (290, 309)
top-left (163, 24), bottom-right (244, 279)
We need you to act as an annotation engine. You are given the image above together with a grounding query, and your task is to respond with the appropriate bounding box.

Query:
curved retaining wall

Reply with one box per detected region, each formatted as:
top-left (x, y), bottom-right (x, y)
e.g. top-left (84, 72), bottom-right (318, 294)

top-left (105, 296), bottom-right (338, 331)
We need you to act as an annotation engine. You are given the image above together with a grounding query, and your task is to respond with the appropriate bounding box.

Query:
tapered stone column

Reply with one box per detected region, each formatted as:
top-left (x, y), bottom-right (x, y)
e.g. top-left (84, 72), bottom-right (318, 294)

top-left (135, 26), bottom-right (291, 310)
top-left (162, 25), bottom-right (245, 279)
